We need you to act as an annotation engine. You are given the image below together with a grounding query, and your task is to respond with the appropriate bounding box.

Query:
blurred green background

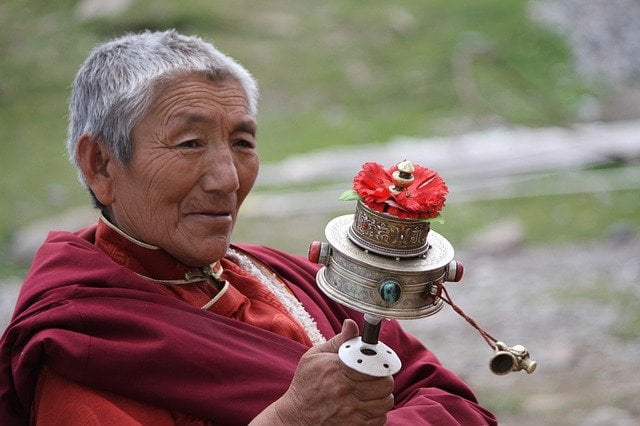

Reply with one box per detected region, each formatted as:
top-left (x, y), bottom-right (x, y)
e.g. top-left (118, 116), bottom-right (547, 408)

top-left (2, 0), bottom-right (620, 267)
top-left (1, 1), bottom-right (640, 424)
top-left (3, 0), bottom-right (636, 270)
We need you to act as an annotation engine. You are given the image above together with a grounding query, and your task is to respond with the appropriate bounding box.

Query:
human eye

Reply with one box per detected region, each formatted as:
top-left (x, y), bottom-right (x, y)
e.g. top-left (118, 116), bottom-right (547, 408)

top-left (176, 139), bottom-right (202, 149)
top-left (233, 138), bottom-right (256, 149)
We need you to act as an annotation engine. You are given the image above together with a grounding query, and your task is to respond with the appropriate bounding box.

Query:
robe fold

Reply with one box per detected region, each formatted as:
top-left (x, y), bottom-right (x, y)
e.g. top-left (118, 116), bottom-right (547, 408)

top-left (0, 225), bottom-right (496, 425)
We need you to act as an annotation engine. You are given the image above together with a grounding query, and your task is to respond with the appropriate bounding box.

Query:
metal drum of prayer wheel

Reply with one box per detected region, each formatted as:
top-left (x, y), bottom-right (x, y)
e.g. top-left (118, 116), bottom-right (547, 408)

top-left (308, 160), bottom-right (536, 378)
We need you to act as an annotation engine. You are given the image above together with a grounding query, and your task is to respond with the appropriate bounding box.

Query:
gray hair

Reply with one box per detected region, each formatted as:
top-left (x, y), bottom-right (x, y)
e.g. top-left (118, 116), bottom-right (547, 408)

top-left (67, 29), bottom-right (258, 201)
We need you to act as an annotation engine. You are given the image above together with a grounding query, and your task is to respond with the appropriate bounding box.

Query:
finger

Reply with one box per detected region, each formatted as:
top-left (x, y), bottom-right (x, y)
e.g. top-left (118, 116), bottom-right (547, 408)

top-left (351, 394), bottom-right (395, 421)
top-left (313, 319), bottom-right (359, 354)
top-left (352, 377), bottom-right (395, 401)
top-left (361, 416), bottom-right (388, 426)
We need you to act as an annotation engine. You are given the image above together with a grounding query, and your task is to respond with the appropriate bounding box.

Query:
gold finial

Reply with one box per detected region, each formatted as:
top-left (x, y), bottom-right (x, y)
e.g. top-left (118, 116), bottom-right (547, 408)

top-left (389, 160), bottom-right (415, 194)
top-left (396, 160), bottom-right (415, 174)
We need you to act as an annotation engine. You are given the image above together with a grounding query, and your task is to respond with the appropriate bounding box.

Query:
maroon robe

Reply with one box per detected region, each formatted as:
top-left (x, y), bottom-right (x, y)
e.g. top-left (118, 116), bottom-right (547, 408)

top-left (0, 225), bottom-right (496, 425)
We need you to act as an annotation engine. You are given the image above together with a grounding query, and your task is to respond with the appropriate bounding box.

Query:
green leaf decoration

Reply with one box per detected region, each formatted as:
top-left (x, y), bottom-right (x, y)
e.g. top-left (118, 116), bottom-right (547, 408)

top-left (419, 211), bottom-right (445, 224)
top-left (338, 189), bottom-right (362, 201)
top-left (431, 211), bottom-right (446, 224)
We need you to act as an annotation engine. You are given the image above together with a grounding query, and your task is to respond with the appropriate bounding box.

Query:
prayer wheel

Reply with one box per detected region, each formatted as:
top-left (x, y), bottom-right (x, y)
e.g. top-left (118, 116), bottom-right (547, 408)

top-left (308, 160), bottom-right (535, 377)
top-left (309, 201), bottom-right (463, 320)
top-left (309, 200), bottom-right (463, 377)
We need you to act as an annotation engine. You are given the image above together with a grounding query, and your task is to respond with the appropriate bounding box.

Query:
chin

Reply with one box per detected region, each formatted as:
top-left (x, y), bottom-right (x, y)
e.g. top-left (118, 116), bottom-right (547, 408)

top-left (186, 240), bottom-right (231, 267)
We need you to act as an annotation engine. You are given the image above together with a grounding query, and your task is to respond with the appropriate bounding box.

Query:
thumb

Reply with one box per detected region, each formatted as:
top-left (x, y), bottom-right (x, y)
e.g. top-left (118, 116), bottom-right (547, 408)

top-left (313, 319), bottom-right (359, 354)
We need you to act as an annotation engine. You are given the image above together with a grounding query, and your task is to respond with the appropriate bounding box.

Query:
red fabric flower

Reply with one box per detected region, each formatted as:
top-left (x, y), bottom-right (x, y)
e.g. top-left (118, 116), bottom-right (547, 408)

top-left (353, 162), bottom-right (448, 220)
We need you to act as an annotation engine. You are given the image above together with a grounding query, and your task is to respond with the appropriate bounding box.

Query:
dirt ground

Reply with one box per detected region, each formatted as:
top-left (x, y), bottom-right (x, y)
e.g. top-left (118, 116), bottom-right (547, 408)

top-left (399, 235), bottom-right (640, 425)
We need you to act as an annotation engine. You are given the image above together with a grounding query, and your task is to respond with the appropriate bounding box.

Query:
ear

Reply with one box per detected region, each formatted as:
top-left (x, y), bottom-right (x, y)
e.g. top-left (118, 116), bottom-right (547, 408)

top-left (76, 133), bottom-right (116, 206)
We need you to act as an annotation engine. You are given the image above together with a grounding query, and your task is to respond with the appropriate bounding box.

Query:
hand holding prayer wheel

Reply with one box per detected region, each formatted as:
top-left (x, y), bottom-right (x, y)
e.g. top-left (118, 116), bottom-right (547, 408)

top-left (253, 320), bottom-right (394, 425)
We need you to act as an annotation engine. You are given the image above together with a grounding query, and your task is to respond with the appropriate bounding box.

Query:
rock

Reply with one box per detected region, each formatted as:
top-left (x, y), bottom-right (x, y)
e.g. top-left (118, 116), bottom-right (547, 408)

top-left (9, 206), bottom-right (98, 263)
top-left (345, 60), bottom-right (375, 89)
top-left (606, 221), bottom-right (637, 245)
top-left (465, 217), bottom-right (526, 255)
top-left (387, 5), bottom-right (416, 35)
top-left (75, 0), bottom-right (135, 20)
top-left (601, 86), bottom-right (640, 121)
top-left (254, 12), bottom-right (298, 37)
top-left (0, 278), bottom-right (21, 331)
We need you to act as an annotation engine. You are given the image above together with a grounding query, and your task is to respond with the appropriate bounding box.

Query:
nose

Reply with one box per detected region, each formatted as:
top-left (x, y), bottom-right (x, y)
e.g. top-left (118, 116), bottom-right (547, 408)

top-left (199, 145), bottom-right (240, 194)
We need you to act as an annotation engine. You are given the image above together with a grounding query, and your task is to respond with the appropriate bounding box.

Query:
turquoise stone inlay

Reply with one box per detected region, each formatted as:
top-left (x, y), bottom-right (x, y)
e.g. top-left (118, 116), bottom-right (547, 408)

top-left (379, 280), bottom-right (402, 304)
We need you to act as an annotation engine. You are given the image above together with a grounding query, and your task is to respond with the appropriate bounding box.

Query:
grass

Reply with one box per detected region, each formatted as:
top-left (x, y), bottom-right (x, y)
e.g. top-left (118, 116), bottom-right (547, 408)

top-left (0, 0), bottom-right (624, 278)
top-left (442, 189), bottom-right (640, 245)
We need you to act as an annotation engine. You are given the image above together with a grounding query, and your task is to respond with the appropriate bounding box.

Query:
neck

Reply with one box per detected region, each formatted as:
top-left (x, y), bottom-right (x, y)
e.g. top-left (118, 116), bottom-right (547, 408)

top-left (96, 215), bottom-right (220, 283)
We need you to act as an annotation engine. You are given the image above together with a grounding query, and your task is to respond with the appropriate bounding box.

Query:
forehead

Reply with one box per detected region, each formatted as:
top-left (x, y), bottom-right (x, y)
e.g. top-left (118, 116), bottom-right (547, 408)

top-left (145, 73), bottom-right (252, 125)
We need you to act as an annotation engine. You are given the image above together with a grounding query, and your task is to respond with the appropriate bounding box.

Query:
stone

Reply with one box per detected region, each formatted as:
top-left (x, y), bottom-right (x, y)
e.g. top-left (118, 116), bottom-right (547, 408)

top-left (0, 278), bottom-right (22, 331)
top-left (606, 221), bottom-right (637, 245)
top-left (9, 206), bottom-right (98, 263)
top-left (75, 0), bottom-right (135, 20)
top-left (465, 217), bottom-right (526, 255)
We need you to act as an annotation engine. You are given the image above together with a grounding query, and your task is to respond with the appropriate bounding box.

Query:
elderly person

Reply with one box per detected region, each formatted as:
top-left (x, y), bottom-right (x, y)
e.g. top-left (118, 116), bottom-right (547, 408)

top-left (0, 30), bottom-right (496, 425)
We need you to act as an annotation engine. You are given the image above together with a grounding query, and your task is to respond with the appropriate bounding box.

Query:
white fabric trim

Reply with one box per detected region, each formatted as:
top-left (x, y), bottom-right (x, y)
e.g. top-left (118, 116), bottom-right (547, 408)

top-left (99, 215), bottom-right (159, 250)
top-left (227, 248), bottom-right (327, 346)
top-left (200, 280), bottom-right (230, 310)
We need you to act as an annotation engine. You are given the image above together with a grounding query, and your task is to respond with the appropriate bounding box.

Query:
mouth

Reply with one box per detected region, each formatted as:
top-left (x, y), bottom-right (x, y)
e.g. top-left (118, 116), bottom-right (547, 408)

top-left (187, 210), bottom-right (234, 221)
top-left (191, 211), bottom-right (232, 217)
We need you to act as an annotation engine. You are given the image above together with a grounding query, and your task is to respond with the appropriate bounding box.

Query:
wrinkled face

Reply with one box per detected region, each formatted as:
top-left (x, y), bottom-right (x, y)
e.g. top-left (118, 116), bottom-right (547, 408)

top-left (109, 74), bottom-right (258, 266)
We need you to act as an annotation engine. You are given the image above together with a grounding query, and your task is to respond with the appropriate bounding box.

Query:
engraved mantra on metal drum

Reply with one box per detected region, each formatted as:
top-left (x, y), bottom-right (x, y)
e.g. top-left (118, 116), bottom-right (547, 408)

top-left (349, 202), bottom-right (430, 257)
